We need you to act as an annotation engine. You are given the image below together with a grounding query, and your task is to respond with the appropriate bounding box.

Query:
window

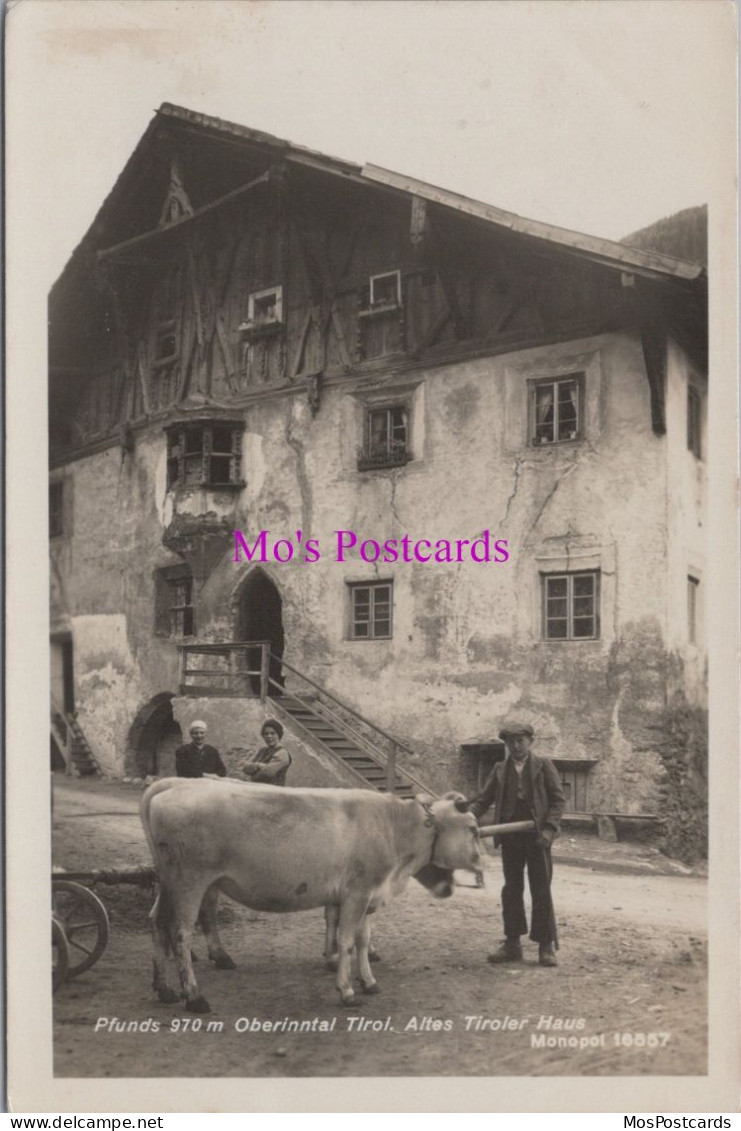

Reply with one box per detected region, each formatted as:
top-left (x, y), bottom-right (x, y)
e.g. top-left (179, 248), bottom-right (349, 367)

top-left (155, 565), bottom-right (195, 637)
top-left (542, 571), bottom-right (600, 640)
top-left (166, 422), bottom-right (243, 490)
top-left (49, 481), bottom-right (64, 538)
top-left (358, 405), bottom-right (409, 470)
top-left (169, 576), bottom-right (194, 636)
top-left (151, 267), bottom-right (182, 367)
top-left (369, 270), bottom-right (401, 309)
top-left (241, 285), bottom-right (283, 333)
top-left (349, 582), bottom-right (393, 640)
top-left (687, 386), bottom-right (702, 459)
top-left (688, 575), bottom-right (700, 644)
top-left (532, 374), bottom-right (582, 445)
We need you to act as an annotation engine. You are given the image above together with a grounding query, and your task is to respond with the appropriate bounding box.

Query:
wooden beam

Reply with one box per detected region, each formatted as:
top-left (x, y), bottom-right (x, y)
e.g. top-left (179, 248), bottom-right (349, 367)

top-left (98, 169), bottom-right (272, 262)
top-left (640, 324), bottom-right (667, 436)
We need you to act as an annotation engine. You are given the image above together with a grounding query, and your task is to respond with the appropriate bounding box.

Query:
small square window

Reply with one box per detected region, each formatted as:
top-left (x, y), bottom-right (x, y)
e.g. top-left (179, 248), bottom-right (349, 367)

top-left (687, 386), bottom-right (702, 459)
top-left (349, 582), bottom-right (393, 640)
top-left (370, 271), bottom-right (401, 309)
top-left (542, 571), bottom-right (599, 640)
top-left (50, 482), bottom-right (64, 538)
top-left (531, 375), bottom-right (582, 445)
top-left (358, 405), bottom-right (410, 470)
top-left (246, 285), bottom-right (283, 329)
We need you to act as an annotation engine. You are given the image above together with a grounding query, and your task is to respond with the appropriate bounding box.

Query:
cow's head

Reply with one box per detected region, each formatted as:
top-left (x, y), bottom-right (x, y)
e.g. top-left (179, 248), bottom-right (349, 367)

top-left (419, 792), bottom-right (482, 881)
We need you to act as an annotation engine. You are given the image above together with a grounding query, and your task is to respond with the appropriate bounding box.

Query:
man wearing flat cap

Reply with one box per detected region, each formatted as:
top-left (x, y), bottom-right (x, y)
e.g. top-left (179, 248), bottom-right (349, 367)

top-left (469, 720), bottom-right (565, 967)
top-left (175, 720), bottom-right (227, 779)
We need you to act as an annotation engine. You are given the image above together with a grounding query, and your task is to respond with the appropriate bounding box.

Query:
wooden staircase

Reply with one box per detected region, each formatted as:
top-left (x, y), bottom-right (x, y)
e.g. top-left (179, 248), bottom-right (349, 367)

top-left (51, 700), bottom-right (99, 776)
top-left (272, 694), bottom-right (419, 798)
top-left (178, 641), bottom-right (434, 799)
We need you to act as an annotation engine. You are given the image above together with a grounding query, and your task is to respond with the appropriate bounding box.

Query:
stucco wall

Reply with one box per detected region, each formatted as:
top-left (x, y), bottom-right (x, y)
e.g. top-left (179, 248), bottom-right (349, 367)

top-left (50, 330), bottom-right (703, 843)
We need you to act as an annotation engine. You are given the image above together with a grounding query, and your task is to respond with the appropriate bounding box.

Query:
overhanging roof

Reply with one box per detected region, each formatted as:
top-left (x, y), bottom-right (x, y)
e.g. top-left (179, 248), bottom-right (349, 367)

top-left (52, 101), bottom-right (707, 301)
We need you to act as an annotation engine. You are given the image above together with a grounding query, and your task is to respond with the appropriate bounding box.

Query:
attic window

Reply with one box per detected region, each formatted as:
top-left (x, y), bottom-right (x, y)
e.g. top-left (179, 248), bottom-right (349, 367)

top-left (370, 271), bottom-right (401, 310)
top-left (240, 286), bottom-right (283, 335)
top-left (166, 422), bottom-right (244, 490)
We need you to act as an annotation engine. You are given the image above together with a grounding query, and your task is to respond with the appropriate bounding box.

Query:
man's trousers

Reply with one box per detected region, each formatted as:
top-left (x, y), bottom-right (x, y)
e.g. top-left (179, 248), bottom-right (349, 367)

top-left (500, 832), bottom-right (558, 947)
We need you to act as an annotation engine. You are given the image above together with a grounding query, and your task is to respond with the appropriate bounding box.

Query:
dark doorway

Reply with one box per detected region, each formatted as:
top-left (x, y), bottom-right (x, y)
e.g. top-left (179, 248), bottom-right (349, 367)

top-left (51, 634), bottom-right (75, 715)
top-left (234, 568), bottom-right (285, 695)
top-left (128, 694), bottom-right (183, 777)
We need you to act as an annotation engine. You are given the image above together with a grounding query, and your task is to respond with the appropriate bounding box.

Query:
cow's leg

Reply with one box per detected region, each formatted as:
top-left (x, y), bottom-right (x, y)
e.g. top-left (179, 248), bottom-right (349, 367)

top-left (198, 885), bottom-right (236, 970)
top-left (170, 884), bottom-right (212, 1013)
top-left (149, 887), bottom-right (179, 1005)
top-left (336, 898), bottom-right (368, 1006)
top-left (324, 905), bottom-right (339, 970)
top-left (356, 914), bottom-right (380, 995)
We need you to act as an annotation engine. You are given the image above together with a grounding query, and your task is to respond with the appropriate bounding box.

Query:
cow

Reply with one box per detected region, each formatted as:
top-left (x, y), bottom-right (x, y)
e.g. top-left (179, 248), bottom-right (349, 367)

top-left (140, 777), bottom-right (482, 1013)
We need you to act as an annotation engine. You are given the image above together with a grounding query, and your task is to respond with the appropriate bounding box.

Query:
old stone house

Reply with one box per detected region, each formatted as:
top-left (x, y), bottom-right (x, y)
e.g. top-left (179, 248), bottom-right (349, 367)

top-left (49, 104), bottom-right (708, 857)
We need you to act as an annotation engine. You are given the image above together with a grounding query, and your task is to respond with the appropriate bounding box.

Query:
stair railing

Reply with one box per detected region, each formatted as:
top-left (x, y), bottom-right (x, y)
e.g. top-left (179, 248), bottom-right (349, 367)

top-left (50, 697), bottom-right (74, 775)
top-left (177, 641), bottom-right (435, 797)
top-left (268, 653), bottom-right (434, 798)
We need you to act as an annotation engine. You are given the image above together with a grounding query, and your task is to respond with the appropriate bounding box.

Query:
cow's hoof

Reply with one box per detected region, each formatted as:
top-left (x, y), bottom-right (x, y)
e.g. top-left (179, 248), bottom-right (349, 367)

top-left (325, 956), bottom-right (339, 972)
top-left (157, 987), bottom-right (180, 1005)
top-left (339, 995), bottom-right (361, 1008)
top-left (186, 995), bottom-right (211, 1013)
top-left (361, 981), bottom-right (380, 995)
top-left (212, 954), bottom-right (236, 970)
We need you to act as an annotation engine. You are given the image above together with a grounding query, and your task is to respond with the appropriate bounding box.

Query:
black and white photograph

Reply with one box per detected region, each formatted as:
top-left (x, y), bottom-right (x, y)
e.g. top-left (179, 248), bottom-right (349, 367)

top-left (6, 0), bottom-right (739, 1114)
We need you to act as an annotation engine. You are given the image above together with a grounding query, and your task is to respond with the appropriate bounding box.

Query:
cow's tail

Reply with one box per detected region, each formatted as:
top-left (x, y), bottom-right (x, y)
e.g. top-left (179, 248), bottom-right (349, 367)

top-left (139, 777), bottom-right (181, 864)
top-left (140, 780), bottom-right (181, 956)
top-left (150, 882), bottom-right (177, 956)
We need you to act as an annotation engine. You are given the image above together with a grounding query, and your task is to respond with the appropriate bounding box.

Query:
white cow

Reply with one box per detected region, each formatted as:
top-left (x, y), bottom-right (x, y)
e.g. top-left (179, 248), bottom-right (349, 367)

top-left (140, 778), bottom-right (482, 1012)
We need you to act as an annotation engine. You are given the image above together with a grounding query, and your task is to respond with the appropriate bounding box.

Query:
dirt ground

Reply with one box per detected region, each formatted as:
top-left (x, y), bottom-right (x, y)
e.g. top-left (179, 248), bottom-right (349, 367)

top-left (51, 775), bottom-right (707, 1079)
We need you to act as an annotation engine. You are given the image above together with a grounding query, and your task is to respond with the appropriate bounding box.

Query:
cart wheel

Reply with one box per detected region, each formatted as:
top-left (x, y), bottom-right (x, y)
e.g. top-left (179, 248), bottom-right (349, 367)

top-left (52, 916), bottom-right (70, 991)
top-left (52, 880), bottom-right (110, 977)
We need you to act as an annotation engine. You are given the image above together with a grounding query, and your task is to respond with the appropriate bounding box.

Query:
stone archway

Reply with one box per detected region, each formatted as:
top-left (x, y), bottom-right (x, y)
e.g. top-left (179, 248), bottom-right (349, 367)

top-left (231, 567), bottom-right (285, 695)
top-left (127, 693), bottom-right (182, 778)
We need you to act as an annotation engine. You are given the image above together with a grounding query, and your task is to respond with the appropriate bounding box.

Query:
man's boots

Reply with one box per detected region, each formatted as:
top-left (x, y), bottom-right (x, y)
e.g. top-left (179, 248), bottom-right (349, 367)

top-left (487, 938), bottom-right (523, 964)
top-left (539, 942), bottom-right (558, 967)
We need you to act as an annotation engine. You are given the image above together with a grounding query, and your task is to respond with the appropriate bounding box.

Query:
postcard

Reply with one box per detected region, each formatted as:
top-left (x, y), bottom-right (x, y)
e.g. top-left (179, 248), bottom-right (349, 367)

top-left (6, 0), bottom-right (739, 1114)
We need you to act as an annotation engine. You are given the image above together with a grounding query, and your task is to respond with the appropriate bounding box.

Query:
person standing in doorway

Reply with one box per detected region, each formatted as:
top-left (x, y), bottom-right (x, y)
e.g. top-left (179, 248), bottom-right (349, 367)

top-left (469, 721), bottom-right (564, 967)
top-left (175, 720), bottom-right (227, 779)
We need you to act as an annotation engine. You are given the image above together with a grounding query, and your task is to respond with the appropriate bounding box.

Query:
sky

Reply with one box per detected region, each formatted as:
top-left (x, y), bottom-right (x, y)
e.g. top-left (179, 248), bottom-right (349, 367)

top-left (7, 0), bottom-right (736, 287)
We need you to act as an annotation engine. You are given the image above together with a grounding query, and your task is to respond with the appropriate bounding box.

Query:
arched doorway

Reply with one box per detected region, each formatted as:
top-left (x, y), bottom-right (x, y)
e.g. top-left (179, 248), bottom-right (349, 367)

top-left (233, 568), bottom-right (285, 695)
top-left (127, 693), bottom-right (183, 777)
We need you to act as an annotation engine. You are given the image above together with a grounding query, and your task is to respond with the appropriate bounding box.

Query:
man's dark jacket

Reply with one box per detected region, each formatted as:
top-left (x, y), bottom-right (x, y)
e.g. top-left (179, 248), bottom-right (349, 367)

top-left (469, 753), bottom-right (565, 844)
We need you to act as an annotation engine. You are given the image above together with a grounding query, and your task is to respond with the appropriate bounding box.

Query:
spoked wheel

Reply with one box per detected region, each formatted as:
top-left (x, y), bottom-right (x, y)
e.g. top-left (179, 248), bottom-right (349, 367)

top-left (52, 880), bottom-right (110, 978)
top-left (52, 916), bottom-right (70, 991)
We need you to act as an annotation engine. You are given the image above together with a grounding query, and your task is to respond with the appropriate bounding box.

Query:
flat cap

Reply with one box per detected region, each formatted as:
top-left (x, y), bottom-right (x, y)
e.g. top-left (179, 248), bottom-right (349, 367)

top-left (498, 720), bottom-right (534, 740)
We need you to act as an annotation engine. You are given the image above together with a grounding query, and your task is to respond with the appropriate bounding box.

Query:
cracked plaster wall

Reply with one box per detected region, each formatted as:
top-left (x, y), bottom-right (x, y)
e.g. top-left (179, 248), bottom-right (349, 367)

top-left (51, 331), bottom-right (707, 851)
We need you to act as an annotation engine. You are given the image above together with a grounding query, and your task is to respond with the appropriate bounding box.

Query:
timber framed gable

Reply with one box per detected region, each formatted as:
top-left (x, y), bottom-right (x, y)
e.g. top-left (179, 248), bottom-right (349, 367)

top-left (49, 102), bottom-right (706, 468)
